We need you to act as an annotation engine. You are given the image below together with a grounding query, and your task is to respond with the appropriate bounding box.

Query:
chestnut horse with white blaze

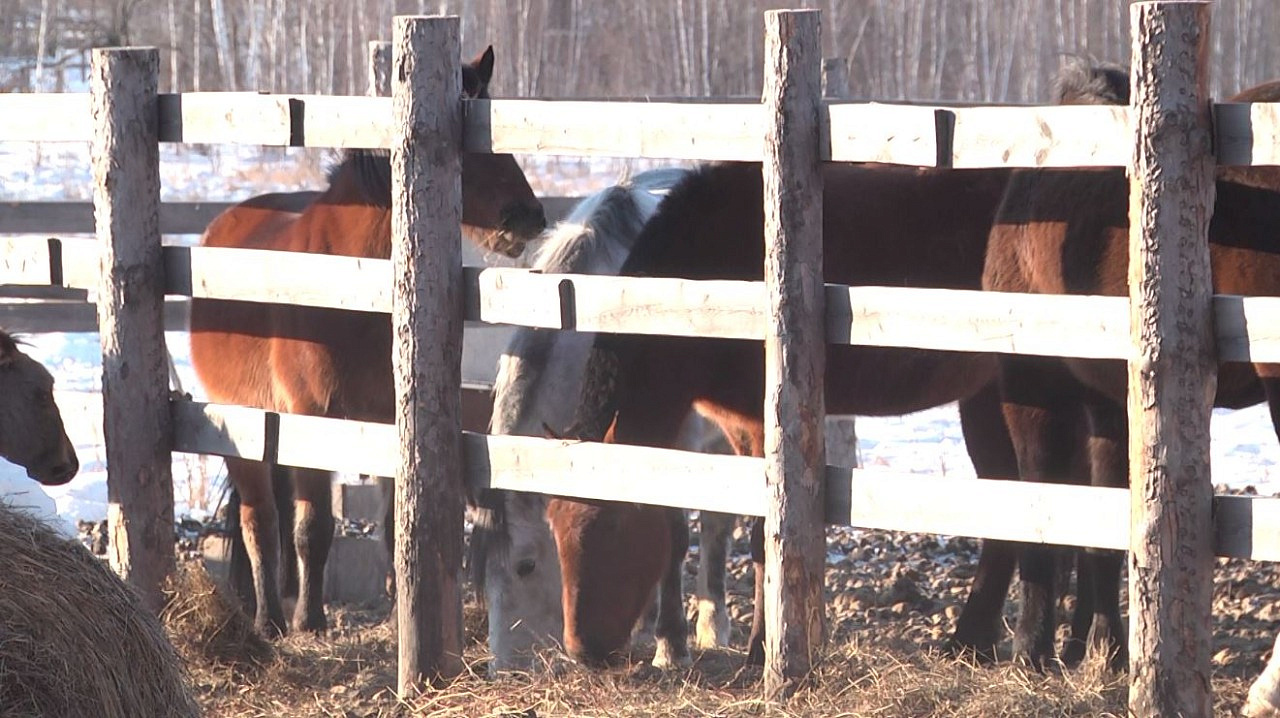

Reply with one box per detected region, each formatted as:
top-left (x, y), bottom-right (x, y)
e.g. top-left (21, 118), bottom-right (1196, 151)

top-left (477, 158), bottom-right (1029, 668)
top-left (189, 47), bottom-right (546, 637)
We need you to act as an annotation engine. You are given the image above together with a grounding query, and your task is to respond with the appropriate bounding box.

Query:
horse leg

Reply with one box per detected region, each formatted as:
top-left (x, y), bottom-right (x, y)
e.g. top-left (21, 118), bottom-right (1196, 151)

top-left (1070, 399), bottom-right (1128, 671)
top-left (227, 457), bottom-right (287, 637)
top-left (224, 486), bottom-right (257, 612)
top-left (274, 464), bottom-right (298, 601)
top-left (999, 356), bottom-right (1082, 670)
top-left (947, 383), bottom-right (1019, 662)
top-left (746, 517), bottom-right (766, 665)
top-left (291, 467), bottom-right (334, 633)
top-left (653, 506), bottom-right (692, 669)
top-left (696, 510), bottom-right (734, 648)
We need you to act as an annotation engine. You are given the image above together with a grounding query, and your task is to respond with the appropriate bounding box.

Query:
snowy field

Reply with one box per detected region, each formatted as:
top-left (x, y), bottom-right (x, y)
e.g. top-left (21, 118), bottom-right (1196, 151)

top-left (2, 138), bottom-right (1280, 531)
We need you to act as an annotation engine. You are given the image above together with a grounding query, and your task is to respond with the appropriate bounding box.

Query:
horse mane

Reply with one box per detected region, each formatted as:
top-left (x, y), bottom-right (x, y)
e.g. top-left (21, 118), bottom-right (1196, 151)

top-left (529, 167), bottom-right (688, 274)
top-left (1053, 56), bottom-right (1129, 105)
top-left (324, 149), bottom-right (393, 208)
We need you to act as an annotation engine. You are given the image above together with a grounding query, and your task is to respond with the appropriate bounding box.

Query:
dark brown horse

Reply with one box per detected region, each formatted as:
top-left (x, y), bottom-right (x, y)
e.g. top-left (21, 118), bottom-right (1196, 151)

top-left (480, 160), bottom-right (1020, 668)
top-left (983, 66), bottom-right (1280, 670)
top-left (0, 329), bottom-right (78, 485)
top-left (189, 47), bottom-right (546, 637)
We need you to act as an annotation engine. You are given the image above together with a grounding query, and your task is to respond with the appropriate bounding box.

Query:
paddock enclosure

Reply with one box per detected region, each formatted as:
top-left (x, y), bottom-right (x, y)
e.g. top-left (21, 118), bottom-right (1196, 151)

top-left (1, 2), bottom-right (1278, 714)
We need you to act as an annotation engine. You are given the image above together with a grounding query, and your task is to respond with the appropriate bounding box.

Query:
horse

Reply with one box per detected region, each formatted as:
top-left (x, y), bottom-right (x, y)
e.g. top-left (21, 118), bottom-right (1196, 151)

top-left (0, 328), bottom-right (78, 486)
top-left (473, 166), bottom-right (749, 671)
top-left (472, 152), bottom-right (1030, 668)
top-left (189, 46), bottom-right (546, 638)
top-left (982, 64), bottom-right (1280, 670)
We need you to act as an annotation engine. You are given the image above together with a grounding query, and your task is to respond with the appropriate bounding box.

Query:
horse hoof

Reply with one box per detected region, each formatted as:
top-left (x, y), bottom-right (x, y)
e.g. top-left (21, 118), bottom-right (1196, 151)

top-left (292, 614), bottom-right (327, 635)
top-left (256, 619), bottom-right (287, 640)
top-left (651, 640), bottom-right (691, 670)
top-left (1059, 639), bottom-right (1086, 669)
top-left (942, 636), bottom-right (998, 665)
top-left (695, 601), bottom-right (731, 649)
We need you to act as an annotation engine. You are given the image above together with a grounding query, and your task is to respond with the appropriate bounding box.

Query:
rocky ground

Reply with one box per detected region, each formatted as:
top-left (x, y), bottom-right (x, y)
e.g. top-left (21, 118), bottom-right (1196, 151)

top-left (120, 500), bottom-right (1280, 717)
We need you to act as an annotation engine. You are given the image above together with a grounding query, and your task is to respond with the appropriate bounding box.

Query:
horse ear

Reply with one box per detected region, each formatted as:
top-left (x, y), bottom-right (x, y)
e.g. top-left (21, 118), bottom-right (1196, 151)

top-left (602, 413), bottom-right (619, 444)
top-left (474, 45), bottom-right (495, 86)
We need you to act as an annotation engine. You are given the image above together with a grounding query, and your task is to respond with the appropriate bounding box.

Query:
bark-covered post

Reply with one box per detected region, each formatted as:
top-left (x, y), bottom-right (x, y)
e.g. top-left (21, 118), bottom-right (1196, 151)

top-left (91, 47), bottom-right (174, 613)
top-left (1127, 3), bottom-right (1216, 716)
top-left (762, 9), bottom-right (826, 699)
top-left (391, 15), bottom-right (466, 692)
top-left (368, 40), bottom-right (392, 98)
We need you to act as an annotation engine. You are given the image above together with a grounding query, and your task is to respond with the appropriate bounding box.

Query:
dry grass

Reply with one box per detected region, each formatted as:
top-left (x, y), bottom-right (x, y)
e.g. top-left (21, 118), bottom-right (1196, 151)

top-left (0, 503), bottom-right (198, 718)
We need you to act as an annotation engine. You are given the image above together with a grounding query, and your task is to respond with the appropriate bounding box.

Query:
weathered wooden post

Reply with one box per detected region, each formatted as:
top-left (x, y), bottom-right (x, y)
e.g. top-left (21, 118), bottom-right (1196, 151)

top-left (1127, 2), bottom-right (1216, 716)
top-left (368, 40), bottom-right (392, 98)
top-left (762, 9), bottom-right (826, 698)
top-left (391, 15), bottom-right (466, 692)
top-left (91, 47), bottom-right (175, 613)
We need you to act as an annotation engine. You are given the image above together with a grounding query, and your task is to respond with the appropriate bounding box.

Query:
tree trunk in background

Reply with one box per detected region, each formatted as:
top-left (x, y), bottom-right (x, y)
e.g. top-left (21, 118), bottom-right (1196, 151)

top-left (208, 0), bottom-right (235, 90)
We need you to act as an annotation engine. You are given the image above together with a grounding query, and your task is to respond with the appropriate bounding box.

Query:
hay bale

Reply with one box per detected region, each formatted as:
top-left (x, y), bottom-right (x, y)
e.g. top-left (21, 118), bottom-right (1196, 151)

top-left (0, 503), bottom-right (198, 718)
top-left (161, 561), bottom-right (272, 671)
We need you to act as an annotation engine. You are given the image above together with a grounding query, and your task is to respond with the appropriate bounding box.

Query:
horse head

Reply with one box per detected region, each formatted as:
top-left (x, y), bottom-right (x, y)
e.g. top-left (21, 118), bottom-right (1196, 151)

top-left (0, 331), bottom-right (78, 485)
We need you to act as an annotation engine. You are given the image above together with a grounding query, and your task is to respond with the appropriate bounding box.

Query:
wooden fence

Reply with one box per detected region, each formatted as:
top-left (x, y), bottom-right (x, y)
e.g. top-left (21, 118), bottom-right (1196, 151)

top-left (0, 2), bottom-right (1270, 713)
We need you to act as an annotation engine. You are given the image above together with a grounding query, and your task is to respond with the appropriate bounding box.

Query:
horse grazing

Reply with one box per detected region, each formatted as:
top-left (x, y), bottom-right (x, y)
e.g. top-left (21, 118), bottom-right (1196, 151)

top-left (0, 329), bottom-right (78, 485)
top-left (475, 158), bottom-right (1026, 668)
top-left (983, 62), bottom-right (1280, 670)
top-left (473, 166), bottom-right (745, 671)
top-left (189, 47), bottom-right (545, 638)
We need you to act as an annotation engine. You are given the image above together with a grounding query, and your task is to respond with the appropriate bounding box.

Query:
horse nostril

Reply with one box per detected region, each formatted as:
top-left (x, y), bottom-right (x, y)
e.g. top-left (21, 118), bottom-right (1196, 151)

top-left (515, 558), bottom-right (536, 578)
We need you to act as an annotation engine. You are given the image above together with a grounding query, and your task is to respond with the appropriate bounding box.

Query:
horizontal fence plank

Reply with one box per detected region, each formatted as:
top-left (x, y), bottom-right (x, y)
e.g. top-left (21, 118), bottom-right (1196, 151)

top-left (157, 93), bottom-right (292, 145)
top-left (163, 245), bottom-right (394, 312)
top-left (1214, 494), bottom-right (1280, 562)
top-left (464, 99), bottom-right (765, 161)
top-left (469, 267), bottom-right (766, 338)
top-left (465, 432), bottom-right (765, 516)
top-left (0, 201), bottom-right (236, 235)
top-left (0, 93), bottom-right (92, 141)
top-left (171, 398), bottom-right (1278, 556)
top-left (0, 92), bottom-right (1278, 168)
top-left (827, 286), bottom-right (1131, 359)
top-left (0, 298), bottom-right (189, 334)
top-left (10, 243), bottom-right (1280, 362)
top-left (826, 467), bottom-right (1130, 550)
top-left (1215, 102), bottom-right (1280, 167)
top-left (949, 105), bottom-right (1130, 168)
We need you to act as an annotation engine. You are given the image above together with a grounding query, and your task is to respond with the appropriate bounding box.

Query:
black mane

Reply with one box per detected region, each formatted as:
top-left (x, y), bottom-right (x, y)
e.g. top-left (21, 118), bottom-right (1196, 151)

top-left (1054, 56), bottom-right (1129, 106)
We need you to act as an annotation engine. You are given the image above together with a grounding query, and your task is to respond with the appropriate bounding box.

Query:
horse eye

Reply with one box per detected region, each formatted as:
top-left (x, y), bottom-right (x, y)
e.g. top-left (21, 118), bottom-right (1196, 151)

top-left (514, 558), bottom-right (536, 578)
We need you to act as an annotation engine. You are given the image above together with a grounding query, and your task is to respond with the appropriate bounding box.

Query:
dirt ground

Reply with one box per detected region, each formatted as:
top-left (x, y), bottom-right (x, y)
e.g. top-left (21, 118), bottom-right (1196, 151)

top-left (162, 513), bottom-right (1278, 717)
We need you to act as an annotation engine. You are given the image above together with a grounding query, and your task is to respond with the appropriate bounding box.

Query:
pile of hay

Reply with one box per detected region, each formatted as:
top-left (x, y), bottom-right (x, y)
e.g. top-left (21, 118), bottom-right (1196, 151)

top-left (160, 560), bottom-right (272, 671)
top-left (0, 504), bottom-right (198, 718)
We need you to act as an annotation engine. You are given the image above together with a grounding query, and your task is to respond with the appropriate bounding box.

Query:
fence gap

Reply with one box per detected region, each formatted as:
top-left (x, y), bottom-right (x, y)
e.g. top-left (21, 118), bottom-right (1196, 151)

top-left (391, 15), bottom-right (466, 693)
top-left (1127, 2), bottom-right (1216, 716)
top-left (762, 8), bottom-right (826, 699)
top-left (91, 46), bottom-right (175, 613)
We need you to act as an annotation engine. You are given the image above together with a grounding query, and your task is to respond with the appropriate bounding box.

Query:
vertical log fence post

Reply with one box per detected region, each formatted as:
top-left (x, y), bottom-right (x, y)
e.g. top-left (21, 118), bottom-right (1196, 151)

top-left (762, 9), bottom-right (826, 699)
top-left (1127, 2), bottom-right (1216, 716)
top-left (91, 46), bottom-right (175, 613)
top-left (391, 15), bottom-right (466, 692)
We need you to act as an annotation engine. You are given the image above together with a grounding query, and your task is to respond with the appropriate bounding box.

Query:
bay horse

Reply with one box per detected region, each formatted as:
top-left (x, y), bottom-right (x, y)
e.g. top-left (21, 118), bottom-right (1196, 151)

top-left (0, 329), bottom-right (78, 485)
top-left (474, 166), bottom-right (746, 671)
top-left (983, 66), bottom-right (1280, 670)
top-left (477, 158), bottom-right (1027, 668)
top-left (189, 47), bottom-right (546, 637)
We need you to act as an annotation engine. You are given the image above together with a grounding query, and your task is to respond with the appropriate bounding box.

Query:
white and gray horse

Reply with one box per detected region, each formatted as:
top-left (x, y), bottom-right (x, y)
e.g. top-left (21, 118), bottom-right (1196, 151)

top-left (472, 166), bottom-right (737, 672)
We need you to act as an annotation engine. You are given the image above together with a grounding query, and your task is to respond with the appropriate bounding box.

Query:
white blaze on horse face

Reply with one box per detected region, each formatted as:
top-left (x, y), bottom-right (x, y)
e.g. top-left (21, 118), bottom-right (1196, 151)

top-left (485, 492), bottom-right (564, 672)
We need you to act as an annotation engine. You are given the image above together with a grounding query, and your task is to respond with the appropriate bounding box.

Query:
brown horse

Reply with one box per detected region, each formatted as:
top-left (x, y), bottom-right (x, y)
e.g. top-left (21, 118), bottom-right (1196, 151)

top-left (475, 159), bottom-right (1021, 668)
top-left (983, 65), bottom-right (1280, 670)
top-left (0, 329), bottom-right (78, 485)
top-left (189, 47), bottom-right (546, 637)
